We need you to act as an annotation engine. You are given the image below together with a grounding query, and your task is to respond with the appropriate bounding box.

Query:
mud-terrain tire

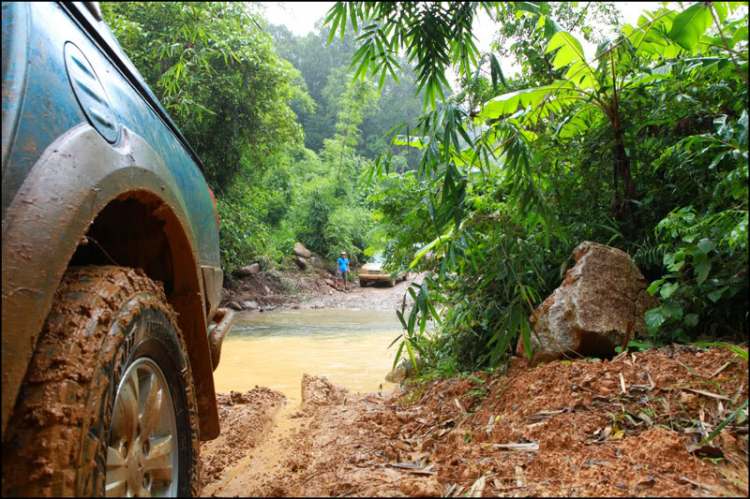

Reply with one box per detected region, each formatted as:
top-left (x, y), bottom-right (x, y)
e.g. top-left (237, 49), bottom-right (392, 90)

top-left (359, 279), bottom-right (368, 287)
top-left (1, 266), bottom-right (201, 497)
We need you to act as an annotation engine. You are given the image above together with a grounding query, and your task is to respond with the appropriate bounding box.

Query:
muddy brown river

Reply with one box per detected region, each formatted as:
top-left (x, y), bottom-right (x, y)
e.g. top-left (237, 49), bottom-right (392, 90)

top-left (213, 309), bottom-right (403, 401)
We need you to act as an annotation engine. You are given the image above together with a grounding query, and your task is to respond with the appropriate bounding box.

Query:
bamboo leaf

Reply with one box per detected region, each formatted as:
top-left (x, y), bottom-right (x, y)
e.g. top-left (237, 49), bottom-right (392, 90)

top-left (668, 2), bottom-right (712, 51)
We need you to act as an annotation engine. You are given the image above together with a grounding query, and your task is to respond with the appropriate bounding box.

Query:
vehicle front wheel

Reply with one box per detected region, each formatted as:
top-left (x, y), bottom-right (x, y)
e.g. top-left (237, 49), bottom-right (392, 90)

top-left (1, 266), bottom-right (200, 497)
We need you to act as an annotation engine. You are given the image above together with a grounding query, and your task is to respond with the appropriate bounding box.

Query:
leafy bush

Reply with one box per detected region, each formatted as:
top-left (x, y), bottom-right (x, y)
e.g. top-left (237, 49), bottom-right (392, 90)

top-left (323, 206), bottom-right (373, 263)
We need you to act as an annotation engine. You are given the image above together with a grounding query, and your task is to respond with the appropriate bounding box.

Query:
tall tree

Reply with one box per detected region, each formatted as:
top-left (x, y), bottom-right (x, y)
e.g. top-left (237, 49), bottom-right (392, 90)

top-left (102, 2), bottom-right (311, 192)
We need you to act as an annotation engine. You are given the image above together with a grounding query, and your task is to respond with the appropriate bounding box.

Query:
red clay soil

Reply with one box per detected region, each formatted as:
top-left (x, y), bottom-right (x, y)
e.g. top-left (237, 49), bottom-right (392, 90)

top-left (200, 344), bottom-right (748, 497)
top-left (199, 386), bottom-right (286, 489)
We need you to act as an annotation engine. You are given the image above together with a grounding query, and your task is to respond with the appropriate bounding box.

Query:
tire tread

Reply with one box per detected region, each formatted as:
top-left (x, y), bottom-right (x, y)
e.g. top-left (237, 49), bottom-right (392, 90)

top-left (1, 265), bottom-right (200, 497)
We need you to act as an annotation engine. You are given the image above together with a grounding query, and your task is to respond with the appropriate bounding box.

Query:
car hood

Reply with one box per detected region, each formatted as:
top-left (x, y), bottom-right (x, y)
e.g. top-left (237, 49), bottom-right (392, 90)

top-left (361, 262), bottom-right (383, 272)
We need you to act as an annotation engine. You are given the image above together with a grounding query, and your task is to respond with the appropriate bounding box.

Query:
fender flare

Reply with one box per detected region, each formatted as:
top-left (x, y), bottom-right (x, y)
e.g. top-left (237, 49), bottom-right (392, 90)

top-left (1, 123), bottom-right (219, 440)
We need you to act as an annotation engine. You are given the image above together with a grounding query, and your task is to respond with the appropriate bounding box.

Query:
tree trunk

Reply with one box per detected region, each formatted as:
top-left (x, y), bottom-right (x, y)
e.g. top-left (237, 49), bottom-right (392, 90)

top-left (613, 127), bottom-right (634, 212)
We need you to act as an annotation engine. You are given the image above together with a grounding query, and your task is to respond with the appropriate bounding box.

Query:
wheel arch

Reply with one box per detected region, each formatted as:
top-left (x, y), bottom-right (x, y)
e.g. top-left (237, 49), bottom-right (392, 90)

top-left (1, 124), bottom-right (220, 441)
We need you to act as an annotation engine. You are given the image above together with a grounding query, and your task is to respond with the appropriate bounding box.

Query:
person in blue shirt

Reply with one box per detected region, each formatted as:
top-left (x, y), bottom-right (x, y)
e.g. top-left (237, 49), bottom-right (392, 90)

top-left (337, 251), bottom-right (350, 291)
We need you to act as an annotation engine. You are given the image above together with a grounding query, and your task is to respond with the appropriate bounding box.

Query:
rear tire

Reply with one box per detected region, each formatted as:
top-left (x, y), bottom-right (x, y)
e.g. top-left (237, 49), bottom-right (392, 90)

top-left (1, 266), bottom-right (200, 497)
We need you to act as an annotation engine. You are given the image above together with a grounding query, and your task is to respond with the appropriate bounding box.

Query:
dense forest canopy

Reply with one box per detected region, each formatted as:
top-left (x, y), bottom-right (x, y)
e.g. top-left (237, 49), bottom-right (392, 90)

top-left (103, 2), bottom-right (747, 374)
top-left (103, 2), bottom-right (426, 268)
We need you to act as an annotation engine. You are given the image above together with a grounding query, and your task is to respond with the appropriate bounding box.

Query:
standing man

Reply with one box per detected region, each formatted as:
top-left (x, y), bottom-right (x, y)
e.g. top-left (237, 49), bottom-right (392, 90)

top-left (337, 251), bottom-right (350, 291)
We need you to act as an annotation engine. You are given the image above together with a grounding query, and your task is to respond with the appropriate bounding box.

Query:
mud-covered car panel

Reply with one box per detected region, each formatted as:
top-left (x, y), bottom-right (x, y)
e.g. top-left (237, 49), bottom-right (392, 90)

top-left (1, 2), bottom-right (222, 440)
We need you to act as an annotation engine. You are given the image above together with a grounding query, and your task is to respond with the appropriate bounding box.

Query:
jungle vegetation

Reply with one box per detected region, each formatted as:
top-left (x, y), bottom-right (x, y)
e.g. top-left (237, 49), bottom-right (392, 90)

top-left (102, 2), bottom-right (426, 269)
top-left (325, 1), bottom-right (748, 372)
top-left (103, 2), bottom-right (747, 372)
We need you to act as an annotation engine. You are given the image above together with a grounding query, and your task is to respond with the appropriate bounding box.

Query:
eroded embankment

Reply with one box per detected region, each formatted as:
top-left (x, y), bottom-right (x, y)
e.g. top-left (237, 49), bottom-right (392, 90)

top-left (200, 345), bottom-right (748, 497)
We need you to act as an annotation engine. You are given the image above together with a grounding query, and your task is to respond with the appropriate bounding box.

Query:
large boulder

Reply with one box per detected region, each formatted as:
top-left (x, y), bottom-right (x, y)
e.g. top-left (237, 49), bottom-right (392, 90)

top-left (233, 263), bottom-right (260, 278)
top-left (294, 242), bottom-right (312, 259)
top-left (518, 241), bottom-right (658, 366)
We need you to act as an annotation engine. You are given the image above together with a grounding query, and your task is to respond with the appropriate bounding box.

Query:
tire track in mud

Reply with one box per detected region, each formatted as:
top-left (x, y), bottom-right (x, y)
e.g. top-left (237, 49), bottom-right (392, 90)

top-left (200, 346), bottom-right (748, 497)
top-left (201, 376), bottom-right (441, 497)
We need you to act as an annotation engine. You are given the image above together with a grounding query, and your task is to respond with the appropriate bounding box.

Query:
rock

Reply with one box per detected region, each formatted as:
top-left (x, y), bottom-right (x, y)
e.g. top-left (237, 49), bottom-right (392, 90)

top-left (309, 255), bottom-right (327, 269)
top-left (294, 256), bottom-right (307, 270)
top-left (242, 300), bottom-right (258, 310)
top-left (518, 241), bottom-right (659, 367)
top-left (386, 357), bottom-right (423, 383)
top-left (301, 374), bottom-right (348, 410)
top-left (294, 242), bottom-right (312, 259)
top-left (227, 301), bottom-right (242, 311)
top-left (264, 285), bottom-right (271, 294)
top-left (324, 279), bottom-right (334, 287)
top-left (230, 390), bottom-right (251, 404)
top-left (232, 263), bottom-right (260, 277)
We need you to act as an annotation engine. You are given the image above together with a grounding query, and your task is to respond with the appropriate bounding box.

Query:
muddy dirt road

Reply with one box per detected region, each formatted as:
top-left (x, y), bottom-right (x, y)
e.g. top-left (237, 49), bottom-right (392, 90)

top-left (299, 276), bottom-right (417, 311)
top-left (201, 346), bottom-right (748, 497)
top-left (205, 280), bottom-right (748, 497)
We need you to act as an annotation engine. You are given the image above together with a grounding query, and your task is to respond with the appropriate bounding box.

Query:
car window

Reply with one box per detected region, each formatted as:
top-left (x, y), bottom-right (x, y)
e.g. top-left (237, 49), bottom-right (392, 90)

top-left (369, 253), bottom-right (385, 264)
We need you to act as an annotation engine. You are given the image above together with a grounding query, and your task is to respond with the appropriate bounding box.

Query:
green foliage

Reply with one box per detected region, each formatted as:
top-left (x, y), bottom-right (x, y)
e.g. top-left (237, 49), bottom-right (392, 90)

top-left (334, 1), bottom-right (749, 374)
top-left (104, 3), bottom-right (399, 273)
top-left (102, 2), bottom-right (310, 192)
top-left (323, 206), bottom-right (373, 263)
top-left (268, 21), bottom-right (426, 161)
top-left (492, 2), bottom-right (621, 86)
top-left (216, 178), bottom-right (277, 269)
top-left (325, 2), bottom-right (480, 110)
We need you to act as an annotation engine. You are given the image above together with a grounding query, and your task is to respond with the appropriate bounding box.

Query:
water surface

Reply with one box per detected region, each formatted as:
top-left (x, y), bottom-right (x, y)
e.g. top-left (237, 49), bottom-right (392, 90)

top-left (212, 309), bottom-right (403, 401)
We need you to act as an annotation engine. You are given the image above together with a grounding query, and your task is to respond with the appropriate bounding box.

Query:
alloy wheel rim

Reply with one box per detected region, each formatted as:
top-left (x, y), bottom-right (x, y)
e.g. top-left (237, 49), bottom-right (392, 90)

top-left (106, 356), bottom-right (178, 497)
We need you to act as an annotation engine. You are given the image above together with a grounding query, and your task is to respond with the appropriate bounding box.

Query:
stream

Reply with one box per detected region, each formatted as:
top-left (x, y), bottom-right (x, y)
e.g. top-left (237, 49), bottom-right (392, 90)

top-left (212, 309), bottom-right (403, 401)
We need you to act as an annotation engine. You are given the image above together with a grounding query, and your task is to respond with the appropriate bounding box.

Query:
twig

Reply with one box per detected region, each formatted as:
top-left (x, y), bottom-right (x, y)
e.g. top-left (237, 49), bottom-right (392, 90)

top-left (675, 359), bottom-right (710, 380)
top-left (683, 388), bottom-right (732, 402)
top-left (732, 380), bottom-right (745, 405)
top-left (86, 235), bottom-right (121, 266)
top-left (492, 442), bottom-right (540, 452)
top-left (301, 469), bottom-right (323, 485)
top-left (625, 458), bottom-right (680, 487)
top-left (676, 475), bottom-right (719, 493)
top-left (710, 361), bottom-right (732, 379)
top-left (566, 2), bottom-right (592, 33)
top-left (709, 3), bottom-right (749, 86)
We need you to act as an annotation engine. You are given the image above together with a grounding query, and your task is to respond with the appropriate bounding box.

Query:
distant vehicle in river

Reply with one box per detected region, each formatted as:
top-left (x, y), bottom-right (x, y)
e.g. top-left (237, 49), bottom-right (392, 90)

top-left (359, 253), bottom-right (408, 287)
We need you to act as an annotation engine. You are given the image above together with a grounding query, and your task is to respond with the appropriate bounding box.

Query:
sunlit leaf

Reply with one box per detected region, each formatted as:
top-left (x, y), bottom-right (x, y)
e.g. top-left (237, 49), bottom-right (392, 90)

top-left (668, 3), bottom-right (712, 51)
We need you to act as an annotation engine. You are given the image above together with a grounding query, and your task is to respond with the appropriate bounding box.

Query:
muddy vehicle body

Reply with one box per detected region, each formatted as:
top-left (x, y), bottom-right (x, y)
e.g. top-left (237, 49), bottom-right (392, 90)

top-left (2, 2), bottom-right (234, 495)
top-left (359, 252), bottom-right (407, 287)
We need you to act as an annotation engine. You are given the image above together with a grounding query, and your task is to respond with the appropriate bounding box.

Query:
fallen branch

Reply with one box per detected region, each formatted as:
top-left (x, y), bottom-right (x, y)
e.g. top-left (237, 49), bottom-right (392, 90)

top-left (491, 442), bottom-right (540, 452)
top-left (710, 361), bottom-right (732, 379)
top-left (683, 388), bottom-right (732, 401)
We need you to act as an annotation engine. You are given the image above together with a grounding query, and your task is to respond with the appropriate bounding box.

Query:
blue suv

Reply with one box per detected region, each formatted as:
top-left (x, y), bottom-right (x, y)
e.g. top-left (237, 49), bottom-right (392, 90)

top-left (2, 2), bottom-right (234, 496)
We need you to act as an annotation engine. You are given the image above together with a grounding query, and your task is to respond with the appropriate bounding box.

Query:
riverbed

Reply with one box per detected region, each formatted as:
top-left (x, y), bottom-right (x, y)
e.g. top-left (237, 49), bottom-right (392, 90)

top-left (213, 309), bottom-right (403, 401)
